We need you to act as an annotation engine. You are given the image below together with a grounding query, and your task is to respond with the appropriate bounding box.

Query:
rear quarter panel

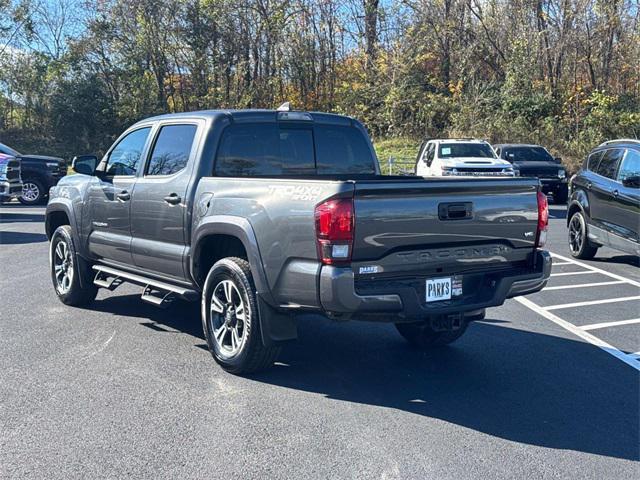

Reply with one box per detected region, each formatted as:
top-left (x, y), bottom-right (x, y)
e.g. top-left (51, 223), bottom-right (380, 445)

top-left (192, 177), bottom-right (351, 308)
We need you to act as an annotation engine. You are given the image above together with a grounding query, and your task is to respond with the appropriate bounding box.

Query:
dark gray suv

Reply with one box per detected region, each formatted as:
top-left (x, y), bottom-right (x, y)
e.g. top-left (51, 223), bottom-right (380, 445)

top-left (567, 139), bottom-right (640, 259)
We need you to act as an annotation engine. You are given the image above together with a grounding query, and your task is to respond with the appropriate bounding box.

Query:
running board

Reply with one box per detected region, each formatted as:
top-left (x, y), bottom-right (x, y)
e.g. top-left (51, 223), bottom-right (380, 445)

top-left (92, 265), bottom-right (199, 305)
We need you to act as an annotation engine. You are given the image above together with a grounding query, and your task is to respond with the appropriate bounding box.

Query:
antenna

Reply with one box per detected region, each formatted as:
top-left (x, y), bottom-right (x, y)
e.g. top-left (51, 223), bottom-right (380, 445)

top-left (277, 102), bottom-right (291, 112)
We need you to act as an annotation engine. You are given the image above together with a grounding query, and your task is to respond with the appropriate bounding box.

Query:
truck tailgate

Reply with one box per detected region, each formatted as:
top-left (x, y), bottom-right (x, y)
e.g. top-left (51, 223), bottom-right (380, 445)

top-left (351, 178), bottom-right (540, 274)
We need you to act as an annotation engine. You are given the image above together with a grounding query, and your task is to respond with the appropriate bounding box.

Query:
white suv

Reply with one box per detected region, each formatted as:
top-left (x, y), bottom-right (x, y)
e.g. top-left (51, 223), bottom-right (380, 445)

top-left (415, 139), bottom-right (516, 177)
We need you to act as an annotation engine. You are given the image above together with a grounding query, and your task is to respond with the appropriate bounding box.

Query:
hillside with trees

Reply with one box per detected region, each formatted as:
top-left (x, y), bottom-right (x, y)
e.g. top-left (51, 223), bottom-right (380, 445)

top-left (1, 0), bottom-right (638, 171)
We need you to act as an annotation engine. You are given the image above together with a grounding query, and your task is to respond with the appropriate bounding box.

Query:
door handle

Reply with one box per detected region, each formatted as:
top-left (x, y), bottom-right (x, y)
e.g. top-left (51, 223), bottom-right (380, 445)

top-left (612, 189), bottom-right (619, 197)
top-left (164, 193), bottom-right (181, 205)
top-left (586, 182), bottom-right (592, 190)
top-left (116, 191), bottom-right (130, 201)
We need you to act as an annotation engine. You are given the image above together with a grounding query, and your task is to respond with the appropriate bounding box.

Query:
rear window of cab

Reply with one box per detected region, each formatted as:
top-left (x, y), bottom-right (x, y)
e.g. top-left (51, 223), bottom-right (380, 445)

top-left (214, 123), bottom-right (376, 176)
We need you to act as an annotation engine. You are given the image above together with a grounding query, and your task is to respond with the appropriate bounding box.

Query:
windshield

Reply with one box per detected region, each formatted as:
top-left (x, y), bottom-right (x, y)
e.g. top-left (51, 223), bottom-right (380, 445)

top-left (438, 143), bottom-right (496, 159)
top-left (0, 142), bottom-right (21, 156)
top-left (504, 146), bottom-right (554, 162)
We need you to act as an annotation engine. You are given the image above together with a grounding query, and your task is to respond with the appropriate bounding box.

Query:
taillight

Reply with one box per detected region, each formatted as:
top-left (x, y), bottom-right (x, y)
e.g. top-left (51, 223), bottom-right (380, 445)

top-left (315, 197), bottom-right (354, 265)
top-left (536, 190), bottom-right (549, 248)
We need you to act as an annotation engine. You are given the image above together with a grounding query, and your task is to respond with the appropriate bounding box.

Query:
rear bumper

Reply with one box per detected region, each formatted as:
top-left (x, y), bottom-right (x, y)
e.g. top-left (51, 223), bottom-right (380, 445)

top-left (319, 250), bottom-right (552, 320)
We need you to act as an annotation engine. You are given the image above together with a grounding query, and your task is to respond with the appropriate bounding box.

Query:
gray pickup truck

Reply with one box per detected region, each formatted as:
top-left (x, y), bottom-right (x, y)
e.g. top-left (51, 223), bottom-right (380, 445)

top-left (45, 108), bottom-right (551, 373)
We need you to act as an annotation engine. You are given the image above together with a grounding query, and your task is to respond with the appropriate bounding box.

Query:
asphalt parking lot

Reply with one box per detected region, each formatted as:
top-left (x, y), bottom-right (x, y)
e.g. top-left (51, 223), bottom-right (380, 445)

top-left (1, 202), bottom-right (638, 479)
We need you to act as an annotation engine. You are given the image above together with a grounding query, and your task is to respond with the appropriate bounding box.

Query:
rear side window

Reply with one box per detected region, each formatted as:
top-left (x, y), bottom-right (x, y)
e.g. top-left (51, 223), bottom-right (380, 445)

top-left (215, 123), bottom-right (375, 176)
top-left (146, 124), bottom-right (197, 176)
top-left (586, 151), bottom-right (603, 171)
top-left (595, 148), bottom-right (624, 179)
top-left (315, 125), bottom-right (375, 174)
top-left (617, 149), bottom-right (640, 183)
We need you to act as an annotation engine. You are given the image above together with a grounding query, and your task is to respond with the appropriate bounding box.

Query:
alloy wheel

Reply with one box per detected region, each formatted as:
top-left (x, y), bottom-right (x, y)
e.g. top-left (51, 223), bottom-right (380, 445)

top-left (53, 239), bottom-right (74, 294)
top-left (22, 182), bottom-right (40, 202)
top-left (568, 214), bottom-right (584, 254)
top-left (209, 279), bottom-right (247, 358)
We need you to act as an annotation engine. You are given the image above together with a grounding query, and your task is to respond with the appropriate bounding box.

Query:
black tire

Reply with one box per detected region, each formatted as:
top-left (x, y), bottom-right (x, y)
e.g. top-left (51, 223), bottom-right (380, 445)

top-left (19, 178), bottom-right (46, 205)
top-left (553, 186), bottom-right (568, 204)
top-left (568, 210), bottom-right (598, 259)
top-left (202, 257), bottom-right (280, 374)
top-left (50, 225), bottom-right (98, 306)
top-left (395, 319), bottom-right (469, 349)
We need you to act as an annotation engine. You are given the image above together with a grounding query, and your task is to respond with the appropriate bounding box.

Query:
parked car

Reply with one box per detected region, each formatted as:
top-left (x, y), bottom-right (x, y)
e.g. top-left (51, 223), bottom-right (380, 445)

top-left (0, 142), bottom-right (67, 205)
top-left (45, 108), bottom-right (551, 374)
top-left (415, 138), bottom-right (516, 177)
top-left (0, 153), bottom-right (22, 202)
top-left (493, 144), bottom-right (568, 204)
top-left (567, 139), bottom-right (640, 259)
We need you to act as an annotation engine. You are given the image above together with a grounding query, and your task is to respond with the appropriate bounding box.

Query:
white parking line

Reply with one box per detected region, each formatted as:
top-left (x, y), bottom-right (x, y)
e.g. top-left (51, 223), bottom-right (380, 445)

top-left (550, 253), bottom-right (640, 288)
top-left (543, 280), bottom-right (625, 291)
top-left (544, 296), bottom-right (640, 311)
top-left (580, 318), bottom-right (640, 331)
top-left (515, 296), bottom-right (640, 372)
top-left (550, 271), bottom-right (598, 277)
top-left (551, 261), bottom-right (573, 266)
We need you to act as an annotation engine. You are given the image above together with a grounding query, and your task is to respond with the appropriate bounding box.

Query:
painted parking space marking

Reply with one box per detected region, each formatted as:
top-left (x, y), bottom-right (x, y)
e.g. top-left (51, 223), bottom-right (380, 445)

top-left (544, 296), bottom-right (640, 311)
top-left (550, 270), bottom-right (599, 277)
top-left (516, 251), bottom-right (640, 370)
top-left (543, 280), bottom-right (625, 291)
top-left (550, 252), bottom-right (640, 288)
top-left (516, 297), bottom-right (640, 371)
top-left (580, 318), bottom-right (640, 331)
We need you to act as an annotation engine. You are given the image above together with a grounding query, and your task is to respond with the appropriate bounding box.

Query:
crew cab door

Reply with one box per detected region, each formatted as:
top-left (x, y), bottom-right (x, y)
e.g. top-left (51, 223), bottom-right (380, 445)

top-left (130, 122), bottom-right (200, 280)
top-left (86, 127), bottom-right (151, 264)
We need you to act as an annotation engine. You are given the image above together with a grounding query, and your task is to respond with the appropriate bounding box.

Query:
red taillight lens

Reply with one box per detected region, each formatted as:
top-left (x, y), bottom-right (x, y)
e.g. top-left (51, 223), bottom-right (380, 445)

top-left (536, 190), bottom-right (549, 248)
top-left (315, 198), bottom-right (354, 264)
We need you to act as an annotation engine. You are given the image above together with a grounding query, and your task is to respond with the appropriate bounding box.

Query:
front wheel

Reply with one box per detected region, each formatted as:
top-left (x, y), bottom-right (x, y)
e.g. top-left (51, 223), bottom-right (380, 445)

top-left (202, 257), bottom-right (280, 374)
top-left (395, 319), bottom-right (469, 349)
top-left (568, 210), bottom-right (598, 259)
top-left (50, 225), bottom-right (98, 305)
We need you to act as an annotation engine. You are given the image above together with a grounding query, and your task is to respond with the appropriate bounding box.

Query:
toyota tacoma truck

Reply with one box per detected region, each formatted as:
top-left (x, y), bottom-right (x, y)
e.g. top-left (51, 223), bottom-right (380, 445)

top-left (45, 108), bottom-right (551, 374)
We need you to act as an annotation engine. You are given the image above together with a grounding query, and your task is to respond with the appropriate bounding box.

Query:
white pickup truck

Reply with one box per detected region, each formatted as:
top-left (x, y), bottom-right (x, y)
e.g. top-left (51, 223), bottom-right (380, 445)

top-left (415, 138), bottom-right (516, 177)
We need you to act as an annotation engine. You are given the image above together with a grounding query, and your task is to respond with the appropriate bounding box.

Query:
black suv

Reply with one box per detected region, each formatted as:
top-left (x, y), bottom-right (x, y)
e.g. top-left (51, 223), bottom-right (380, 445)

top-left (494, 144), bottom-right (568, 203)
top-left (567, 139), bottom-right (639, 259)
top-left (0, 142), bottom-right (67, 205)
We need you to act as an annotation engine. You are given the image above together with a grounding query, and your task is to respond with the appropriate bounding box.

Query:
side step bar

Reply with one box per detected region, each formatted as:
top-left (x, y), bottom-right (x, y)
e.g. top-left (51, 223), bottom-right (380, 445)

top-left (92, 265), bottom-right (199, 307)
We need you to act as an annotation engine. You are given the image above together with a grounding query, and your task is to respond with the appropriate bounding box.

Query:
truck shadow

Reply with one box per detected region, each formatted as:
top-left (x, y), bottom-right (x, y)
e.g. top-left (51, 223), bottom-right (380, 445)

top-left (89, 294), bottom-right (638, 461)
top-left (0, 231), bottom-right (48, 244)
top-left (0, 211), bottom-right (45, 223)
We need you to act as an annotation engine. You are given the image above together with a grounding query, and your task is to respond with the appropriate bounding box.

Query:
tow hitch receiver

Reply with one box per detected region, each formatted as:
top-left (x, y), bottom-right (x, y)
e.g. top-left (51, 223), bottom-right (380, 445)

top-left (430, 313), bottom-right (463, 332)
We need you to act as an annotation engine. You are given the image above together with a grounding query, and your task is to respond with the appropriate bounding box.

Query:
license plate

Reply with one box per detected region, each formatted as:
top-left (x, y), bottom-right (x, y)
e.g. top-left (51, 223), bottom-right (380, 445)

top-left (426, 277), bottom-right (452, 302)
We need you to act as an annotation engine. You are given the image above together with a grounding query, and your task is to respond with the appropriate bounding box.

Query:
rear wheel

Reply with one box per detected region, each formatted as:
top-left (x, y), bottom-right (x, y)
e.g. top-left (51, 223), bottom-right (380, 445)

top-left (395, 319), bottom-right (469, 349)
top-left (568, 210), bottom-right (598, 259)
top-left (19, 178), bottom-right (46, 205)
top-left (202, 257), bottom-right (280, 374)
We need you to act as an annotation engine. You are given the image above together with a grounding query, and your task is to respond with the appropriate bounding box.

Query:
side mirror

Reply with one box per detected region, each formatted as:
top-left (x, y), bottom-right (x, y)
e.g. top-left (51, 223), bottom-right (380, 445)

top-left (71, 155), bottom-right (99, 176)
top-left (554, 157), bottom-right (562, 163)
top-left (622, 175), bottom-right (640, 188)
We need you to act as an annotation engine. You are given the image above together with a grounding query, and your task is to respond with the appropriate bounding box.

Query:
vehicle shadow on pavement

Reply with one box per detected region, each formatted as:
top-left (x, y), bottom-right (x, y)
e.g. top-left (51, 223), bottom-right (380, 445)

top-left (86, 295), bottom-right (638, 461)
top-left (0, 231), bottom-right (48, 244)
top-left (590, 255), bottom-right (640, 268)
top-left (251, 316), bottom-right (639, 461)
top-left (0, 212), bottom-right (45, 223)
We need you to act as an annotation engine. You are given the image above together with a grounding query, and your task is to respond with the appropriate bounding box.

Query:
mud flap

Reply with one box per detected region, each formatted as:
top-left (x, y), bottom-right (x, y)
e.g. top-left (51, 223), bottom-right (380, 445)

top-left (257, 294), bottom-right (298, 347)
